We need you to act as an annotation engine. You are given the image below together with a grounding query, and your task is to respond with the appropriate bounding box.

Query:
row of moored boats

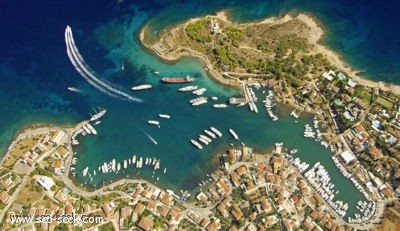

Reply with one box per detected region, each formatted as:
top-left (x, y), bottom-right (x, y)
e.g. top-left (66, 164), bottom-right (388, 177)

top-left (190, 127), bottom-right (223, 149)
top-left (190, 127), bottom-right (240, 149)
top-left (303, 116), bottom-right (335, 152)
top-left (78, 155), bottom-right (167, 185)
top-left (245, 84), bottom-right (258, 113)
top-left (147, 113), bottom-right (171, 128)
top-left (179, 85), bottom-right (228, 108)
top-left (263, 90), bottom-right (279, 121)
top-left (303, 162), bottom-right (348, 217)
top-left (331, 156), bottom-right (377, 223)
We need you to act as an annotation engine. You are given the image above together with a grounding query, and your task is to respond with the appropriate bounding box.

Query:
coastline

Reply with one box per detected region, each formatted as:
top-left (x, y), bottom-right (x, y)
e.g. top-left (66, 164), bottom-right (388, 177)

top-left (0, 122), bottom-right (76, 158)
top-left (139, 10), bottom-right (400, 95)
top-left (139, 12), bottom-right (243, 90)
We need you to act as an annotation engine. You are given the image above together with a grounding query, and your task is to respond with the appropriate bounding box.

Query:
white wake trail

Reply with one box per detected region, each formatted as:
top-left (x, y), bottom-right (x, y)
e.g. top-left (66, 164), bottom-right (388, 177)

top-left (65, 28), bottom-right (120, 99)
top-left (65, 25), bottom-right (142, 103)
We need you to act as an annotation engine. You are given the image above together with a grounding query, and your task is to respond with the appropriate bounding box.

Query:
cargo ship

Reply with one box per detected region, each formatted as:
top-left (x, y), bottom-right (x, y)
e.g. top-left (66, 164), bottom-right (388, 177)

top-left (162, 75), bottom-right (195, 84)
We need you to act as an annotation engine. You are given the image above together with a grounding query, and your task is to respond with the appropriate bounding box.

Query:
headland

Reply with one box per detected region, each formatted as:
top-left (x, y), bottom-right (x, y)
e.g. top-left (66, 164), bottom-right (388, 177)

top-left (0, 10), bottom-right (399, 231)
top-left (140, 11), bottom-right (400, 95)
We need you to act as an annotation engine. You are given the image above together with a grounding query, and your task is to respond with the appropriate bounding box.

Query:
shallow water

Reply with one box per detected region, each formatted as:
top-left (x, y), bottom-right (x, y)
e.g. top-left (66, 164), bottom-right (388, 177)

top-left (1, 0), bottom-right (398, 218)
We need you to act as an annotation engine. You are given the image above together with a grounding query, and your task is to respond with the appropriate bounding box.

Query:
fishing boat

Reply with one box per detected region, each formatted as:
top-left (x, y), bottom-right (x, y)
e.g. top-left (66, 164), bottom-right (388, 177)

top-left (162, 75), bottom-right (195, 84)
top-left (123, 160), bottom-right (128, 169)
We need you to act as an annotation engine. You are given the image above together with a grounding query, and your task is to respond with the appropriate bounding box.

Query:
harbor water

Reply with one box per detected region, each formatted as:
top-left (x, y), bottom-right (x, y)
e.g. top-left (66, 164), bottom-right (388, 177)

top-left (1, 0), bottom-right (399, 219)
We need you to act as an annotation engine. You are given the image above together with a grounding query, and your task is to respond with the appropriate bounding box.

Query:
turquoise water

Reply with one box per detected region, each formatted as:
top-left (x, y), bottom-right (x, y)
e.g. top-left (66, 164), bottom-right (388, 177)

top-left (2, 0), bottom-right (399, 219)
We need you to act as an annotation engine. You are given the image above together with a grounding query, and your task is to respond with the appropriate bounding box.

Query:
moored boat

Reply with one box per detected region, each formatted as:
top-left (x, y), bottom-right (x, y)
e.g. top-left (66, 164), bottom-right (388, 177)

top-left (192, 88), bottom-right (207, 95)
top-left (178, 85), bottom-right (198, 92)
top-left (210, 127), bottom-right (222, 137)
top-left (131, 84), bottom-right (152, 91)
top-left (148, 120), bottom-right (160, 127)
top-left (190, 139), bottom-right (203, 149)
top-left (82, 167), bottom-right (89, 176)
top-left (162, 76), bottom-right (195, 84)
top-left (190, 97), bottom-right (208, 106)
top-left (212, 104), bottom-right (228, 108)
top-left (200, 134), bottom-right (212, 143)
top-left (90, 108), bottom-right (107, 121)
top-left (204, 129), bottom-right (217, 139)
top-left (229, 129), bottom-right (239, 140)
top-left (159, 114), bottom-right (171, 119)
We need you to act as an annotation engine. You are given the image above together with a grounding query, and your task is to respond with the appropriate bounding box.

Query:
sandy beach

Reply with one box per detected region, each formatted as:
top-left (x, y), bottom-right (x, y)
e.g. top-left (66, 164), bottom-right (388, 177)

top-left (296, 13), bottom-right (400, 94)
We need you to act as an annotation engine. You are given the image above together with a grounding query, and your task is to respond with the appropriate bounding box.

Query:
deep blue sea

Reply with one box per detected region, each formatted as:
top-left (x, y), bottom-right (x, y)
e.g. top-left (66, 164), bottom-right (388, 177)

top-left (1, 0), bottom-right (399, 218)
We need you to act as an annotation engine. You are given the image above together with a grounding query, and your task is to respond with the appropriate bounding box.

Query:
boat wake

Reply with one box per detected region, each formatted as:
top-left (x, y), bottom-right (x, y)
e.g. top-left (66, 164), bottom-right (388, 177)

top-left (138, 127), bottom-right (158, 145)
top-left (64, 25), bottom-right (142, 103)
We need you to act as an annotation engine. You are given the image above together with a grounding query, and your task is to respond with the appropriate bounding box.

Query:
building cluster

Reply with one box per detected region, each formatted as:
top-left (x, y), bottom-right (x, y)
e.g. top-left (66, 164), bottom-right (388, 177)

top-left (314, 69), bottom-right (400, 200)
top-left (194, 147), bottom-right (352, 231)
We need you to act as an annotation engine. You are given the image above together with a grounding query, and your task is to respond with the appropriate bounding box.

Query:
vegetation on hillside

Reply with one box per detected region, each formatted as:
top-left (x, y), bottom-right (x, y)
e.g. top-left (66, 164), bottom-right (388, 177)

top-left (186, 18), bottom-right (212, 43)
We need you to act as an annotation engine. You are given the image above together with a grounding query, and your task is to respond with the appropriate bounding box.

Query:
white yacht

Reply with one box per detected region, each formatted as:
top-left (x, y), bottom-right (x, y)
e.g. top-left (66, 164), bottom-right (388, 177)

top-left (210, 127), bottom-right (222, 137)
top-left (190, 139), bottom-right (203, 149)
top-left (148, 120), bottom-right (160, 127)
top-left (159, 114), bottom-right (171, 119)
top-left (178, 85), bottom-right (198, 92)
top-left (212, 104), bottom-right (228, 108)
top-left (131, 84), bottom-right (152, 91)
top-left (229, 129), bottom-right (239, 140)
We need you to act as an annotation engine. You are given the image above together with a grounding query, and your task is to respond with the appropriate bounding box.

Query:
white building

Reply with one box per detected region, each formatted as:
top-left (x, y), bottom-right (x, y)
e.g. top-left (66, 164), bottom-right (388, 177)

top-left (322, 70), bottom-right (336, 81)
top-left (37, 176), bottom-right (55, 191)
top-left (339, 150), bottom-right (356, 164)
top-left (49, 130), bottom-right (67, 145)
top-left (348, 79), bottom-right (357, 88)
